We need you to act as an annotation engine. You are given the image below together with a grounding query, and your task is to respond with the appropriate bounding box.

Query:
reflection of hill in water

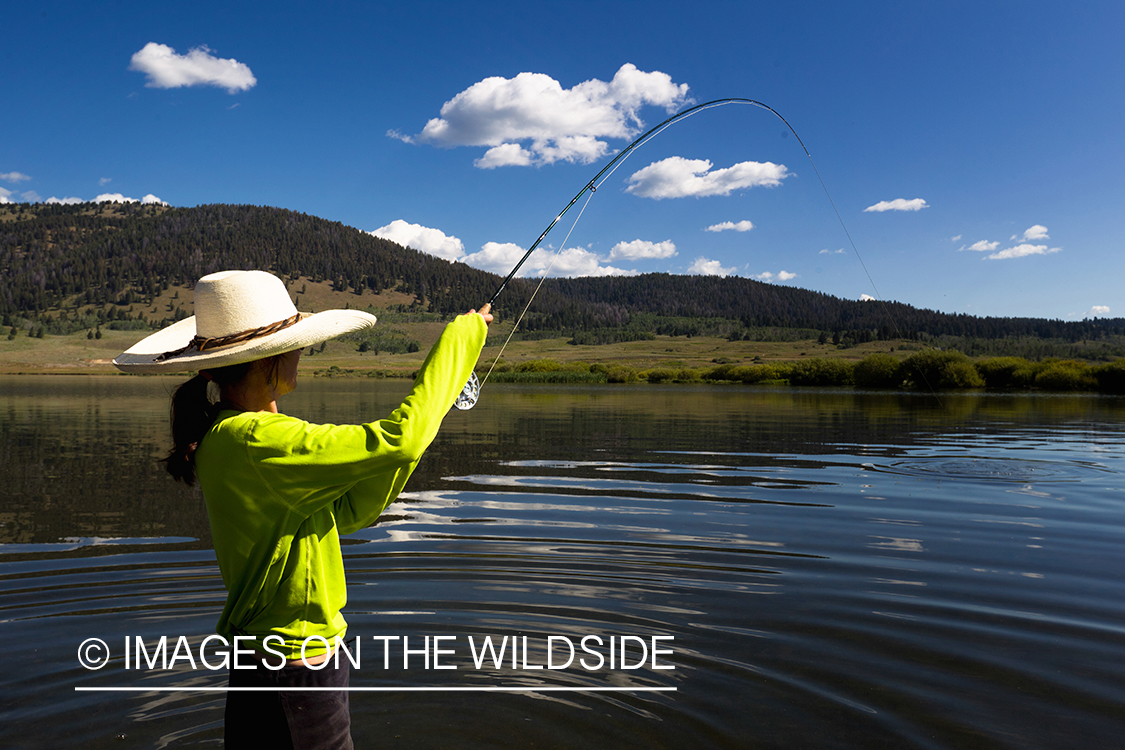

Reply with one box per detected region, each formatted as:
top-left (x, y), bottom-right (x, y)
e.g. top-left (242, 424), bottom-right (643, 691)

top-left (4, 376), bottom-right (1123, 547)
top-left (0, 376), bottom-right (208, 547)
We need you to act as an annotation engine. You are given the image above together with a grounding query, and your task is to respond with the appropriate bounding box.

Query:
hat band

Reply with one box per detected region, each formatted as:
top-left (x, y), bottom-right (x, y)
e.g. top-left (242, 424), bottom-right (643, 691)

top-left (155, 312), bottom-right (308, 362)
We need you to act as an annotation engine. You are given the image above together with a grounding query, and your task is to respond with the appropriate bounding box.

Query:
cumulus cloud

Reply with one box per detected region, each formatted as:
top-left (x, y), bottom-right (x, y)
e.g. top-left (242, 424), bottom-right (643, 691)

top-left (0, 188), bottom-right (136, 206)
top-left (864, 198), bottom-right (929, 212)
top-left (1012, 224), bottom-right (1049, 241)
top-left (986, 243), bottom-right (1061, 260)
top-left (460, 242), bottom-right (530, 275)
top-left (1, 172), bottom-right (31, 183)
top-left (960, 226), bottom-right (1060, 259)
top-left (369, 219), bottom-right (466, 261)
top-left (688, 258), bottom-right (738, 277)
top-left (608, 239), bottom-right (677, 260)
top-left (960, 240), bottom-right (1000, 252)
top-left (474, 143), bottom-right (533, 169)
top-left (367, 220), bottom-right (656, 277)
top-left (860, 294), bottom-right (876, 301)
top-left (626, 157), bottom-right (788, 199)
top-left (129, 42), bottom-right (256, 93)
top-left (1078, 305), bottom-right (1111, 319)
top-left (754, 270), bottom-right (797, 282)
top-left (401, 64), bottom-right (690, 167)
top-left (541, 247), bottom-right (637, 277)
top-left (460, 242), bottom-right (635, 278)
top-left (705, 220), bottom-right (755, 233)
top-left (92, 192), bottom-right (167, 205)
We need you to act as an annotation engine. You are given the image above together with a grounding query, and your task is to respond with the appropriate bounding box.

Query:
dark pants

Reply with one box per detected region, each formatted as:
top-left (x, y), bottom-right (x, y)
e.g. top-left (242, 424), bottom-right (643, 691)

top-left (225, 652), bottom-right (353, 750)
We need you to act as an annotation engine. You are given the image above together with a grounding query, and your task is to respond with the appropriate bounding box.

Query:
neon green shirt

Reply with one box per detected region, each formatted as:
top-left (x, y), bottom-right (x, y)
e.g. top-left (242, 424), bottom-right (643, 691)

top-left (195, 313), bottom-right (486, 659)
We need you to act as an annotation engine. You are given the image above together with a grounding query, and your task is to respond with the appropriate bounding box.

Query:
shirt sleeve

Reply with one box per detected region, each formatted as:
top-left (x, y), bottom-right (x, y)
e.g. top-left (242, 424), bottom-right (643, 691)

top-left (239, 312), bottom-right (487, 532)
top-left (333, 312), bottom-right (488, 533)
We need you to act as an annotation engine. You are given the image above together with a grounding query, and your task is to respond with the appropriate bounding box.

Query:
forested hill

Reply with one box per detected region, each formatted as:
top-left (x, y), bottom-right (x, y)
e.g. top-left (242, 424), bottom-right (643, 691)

top-left (2, 201), bottom-right (1122, 344)
top-left (0, 202), bottom-right (500, 316)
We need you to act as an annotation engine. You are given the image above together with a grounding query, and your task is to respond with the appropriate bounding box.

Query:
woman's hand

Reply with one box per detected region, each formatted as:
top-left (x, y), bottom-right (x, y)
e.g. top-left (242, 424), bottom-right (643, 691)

top-left (468, 303), bottom-right (493, 326)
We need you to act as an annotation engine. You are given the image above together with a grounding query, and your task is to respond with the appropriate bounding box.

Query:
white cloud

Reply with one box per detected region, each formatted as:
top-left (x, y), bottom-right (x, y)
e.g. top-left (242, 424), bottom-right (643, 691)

top-left (986, 243), bottom-right (1061, 260)
top-left (461, 242), bottom-right (532, 275)
top-left (950, 235), bottom-right (962, 242)
top-left (474, 143), bottom-right (534, 169)
top-left (705, 220), bottom-right (755, 233)
top-left (964, 226), bottom-right (1057, 259)
top-left (608, 239), bottom-right (676, 260)
top-left (754, 270), bottom-right (797, 282)
top-left (460, 242), bottom-right (635, 278)
top-left (1, 172), bottom-right (31, 183)
top-left (626, 157), bottom-right (789, 199)
top-left (702, 218), bottom-right (756, 232)
top-left (91, 192), bottom-right (167, 205)
top-left (819, 248), bottom-right (845, 255)
top-left (864, 198), bottom-right (929, 212)
top-left (1013, 224), bottom-right (1049, 241)
top-left (369, 219), bottom-right (465, 261)
top-left (0, 190), bottom-right (159, 207)
top-left (1081, 305), bottom-right (1110, 319)
top-left (543, 247), bottom-right (637, 277)
top-left (961, 240), bottom-right (1000, 252)
top-left (860, 294), bottom-right (876, 301)
top-left (99, 177), bottom-right (113, 186)
top-left (129, 42), bottom-right (256, 93)
top-left (689, 258), bottom-right (738, 277)
top-left (405, 64), bottom-right (690, 167)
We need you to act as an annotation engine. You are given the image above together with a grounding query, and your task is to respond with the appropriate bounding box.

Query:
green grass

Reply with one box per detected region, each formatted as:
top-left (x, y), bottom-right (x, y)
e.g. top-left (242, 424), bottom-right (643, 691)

top-left (5, 281), bottom-right (1123, 394)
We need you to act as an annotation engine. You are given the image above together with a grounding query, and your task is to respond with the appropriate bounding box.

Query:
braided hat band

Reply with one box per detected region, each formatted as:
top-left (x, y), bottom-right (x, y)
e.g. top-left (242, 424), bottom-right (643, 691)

top-left (155, 312), bottom-right (308, 362)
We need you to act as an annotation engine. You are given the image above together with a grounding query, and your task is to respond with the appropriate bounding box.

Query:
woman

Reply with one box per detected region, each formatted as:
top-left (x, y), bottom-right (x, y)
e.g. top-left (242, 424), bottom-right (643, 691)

top-left (114, 269), bottom-right (491, 748)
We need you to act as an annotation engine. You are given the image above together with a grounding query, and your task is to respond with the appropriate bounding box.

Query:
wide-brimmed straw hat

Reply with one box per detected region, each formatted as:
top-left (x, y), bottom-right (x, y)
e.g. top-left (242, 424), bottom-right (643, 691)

top-left (113, 270), bottom-right (376, 373)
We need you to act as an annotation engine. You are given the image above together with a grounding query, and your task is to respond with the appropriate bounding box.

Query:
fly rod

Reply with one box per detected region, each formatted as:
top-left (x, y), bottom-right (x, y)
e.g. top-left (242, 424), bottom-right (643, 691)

top-left (454, 97), bottom-right (883, 409)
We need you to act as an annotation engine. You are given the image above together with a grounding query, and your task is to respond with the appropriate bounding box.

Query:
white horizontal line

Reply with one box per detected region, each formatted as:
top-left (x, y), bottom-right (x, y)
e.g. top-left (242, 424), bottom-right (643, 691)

top-left (76, 686), bottom-right (676, 693)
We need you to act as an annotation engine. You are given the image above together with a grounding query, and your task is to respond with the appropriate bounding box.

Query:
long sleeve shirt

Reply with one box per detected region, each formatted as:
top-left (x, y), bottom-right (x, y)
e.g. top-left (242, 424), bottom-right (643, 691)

top-left (195, 313), bottom-right (487, 659)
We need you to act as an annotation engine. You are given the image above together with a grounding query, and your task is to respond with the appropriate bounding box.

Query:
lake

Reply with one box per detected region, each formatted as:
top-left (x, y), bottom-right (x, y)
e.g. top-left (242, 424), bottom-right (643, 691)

top-left (2, 375), bottom-right (1125, 748)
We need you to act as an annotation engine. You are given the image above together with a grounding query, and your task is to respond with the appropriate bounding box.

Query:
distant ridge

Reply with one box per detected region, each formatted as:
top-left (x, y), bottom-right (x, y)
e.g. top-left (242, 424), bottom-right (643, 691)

top-left (2, 201), bottom-right (1122, 344)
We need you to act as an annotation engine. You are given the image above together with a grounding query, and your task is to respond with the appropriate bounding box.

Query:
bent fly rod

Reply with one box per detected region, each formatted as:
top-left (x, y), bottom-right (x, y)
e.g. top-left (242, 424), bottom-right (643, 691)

top-left (453, 97), bottom-right (878, 410)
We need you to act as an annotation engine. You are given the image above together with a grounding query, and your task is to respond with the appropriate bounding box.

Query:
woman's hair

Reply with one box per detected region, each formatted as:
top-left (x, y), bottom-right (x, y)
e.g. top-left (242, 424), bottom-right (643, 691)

top-left (162, 360), bottom-right (255, 485)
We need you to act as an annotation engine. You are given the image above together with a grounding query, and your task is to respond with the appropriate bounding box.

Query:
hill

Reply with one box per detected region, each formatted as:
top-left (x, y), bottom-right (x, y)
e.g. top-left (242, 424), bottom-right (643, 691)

top-left (2, 201), bottom-right (1123, 365)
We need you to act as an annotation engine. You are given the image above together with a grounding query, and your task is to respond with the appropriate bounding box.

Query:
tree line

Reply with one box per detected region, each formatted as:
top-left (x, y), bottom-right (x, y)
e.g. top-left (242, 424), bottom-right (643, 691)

top-left (2, 201), bottom-right (1122, 349)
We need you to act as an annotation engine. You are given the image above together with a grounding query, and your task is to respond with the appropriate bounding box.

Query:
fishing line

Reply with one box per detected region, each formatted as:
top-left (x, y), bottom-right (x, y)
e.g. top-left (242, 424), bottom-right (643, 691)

top-left (455, 97), bottom-right (906, 410)
top-left (478, 189), bottom-right (598, 389)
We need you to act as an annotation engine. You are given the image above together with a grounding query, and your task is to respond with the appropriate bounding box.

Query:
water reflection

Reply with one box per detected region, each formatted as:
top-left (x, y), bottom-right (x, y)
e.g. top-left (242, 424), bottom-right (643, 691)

top-left (2, 377), bottom-right (1125, 748)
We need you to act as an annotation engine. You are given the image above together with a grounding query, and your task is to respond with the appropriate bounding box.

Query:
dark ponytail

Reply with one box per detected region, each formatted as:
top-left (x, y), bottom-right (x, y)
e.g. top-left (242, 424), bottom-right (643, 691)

top-left (162, 361), bottom-right (254, 485)
top-left (163, 374), bottom-right (215, 485)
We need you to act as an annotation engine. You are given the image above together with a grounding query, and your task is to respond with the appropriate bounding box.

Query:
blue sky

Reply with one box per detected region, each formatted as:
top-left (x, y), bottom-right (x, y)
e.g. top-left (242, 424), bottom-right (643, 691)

top-left (3, 1), bottom-right (1122, 320)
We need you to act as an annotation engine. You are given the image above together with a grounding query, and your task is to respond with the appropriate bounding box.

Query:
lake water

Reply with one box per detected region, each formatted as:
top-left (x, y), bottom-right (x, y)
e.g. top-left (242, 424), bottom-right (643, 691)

top-left (2, 376), bottom-right (1125, 748)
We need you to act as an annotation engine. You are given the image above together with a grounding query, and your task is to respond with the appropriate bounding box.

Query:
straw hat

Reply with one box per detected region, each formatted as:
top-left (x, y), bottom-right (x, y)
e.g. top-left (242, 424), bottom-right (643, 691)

top-left (113, 270), bottom-right (377, 373)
